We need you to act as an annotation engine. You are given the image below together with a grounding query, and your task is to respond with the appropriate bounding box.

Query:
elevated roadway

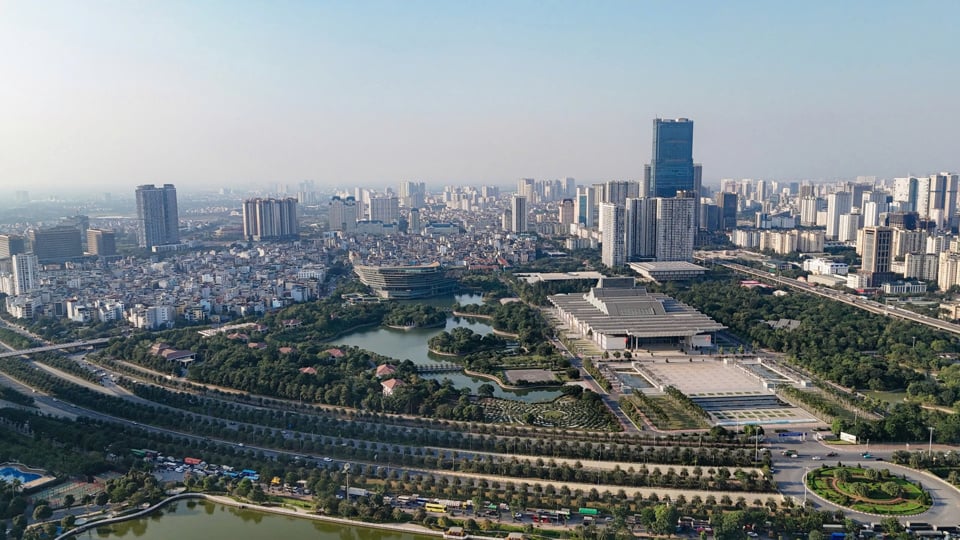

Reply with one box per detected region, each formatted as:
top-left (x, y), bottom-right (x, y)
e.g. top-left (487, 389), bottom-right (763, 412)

top-left (0, 338), bottom-right (111, 358)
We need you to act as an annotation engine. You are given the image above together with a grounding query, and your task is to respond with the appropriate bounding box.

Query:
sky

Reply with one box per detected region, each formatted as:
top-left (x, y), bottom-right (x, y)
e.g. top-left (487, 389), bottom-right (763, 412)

top-left (1, 1), bottom-right (958, 195)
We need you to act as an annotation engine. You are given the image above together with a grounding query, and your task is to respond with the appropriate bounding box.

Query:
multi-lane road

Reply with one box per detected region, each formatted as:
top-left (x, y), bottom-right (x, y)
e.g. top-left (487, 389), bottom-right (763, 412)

top-left (717, 261), bottom-right (960, 336)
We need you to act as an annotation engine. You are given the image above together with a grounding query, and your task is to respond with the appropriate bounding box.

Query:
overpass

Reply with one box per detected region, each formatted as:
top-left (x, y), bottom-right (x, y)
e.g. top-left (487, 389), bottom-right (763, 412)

top-left (0, 337), bottom-right (112, 359)
top-left (707, 259), bottom-right (960, 336)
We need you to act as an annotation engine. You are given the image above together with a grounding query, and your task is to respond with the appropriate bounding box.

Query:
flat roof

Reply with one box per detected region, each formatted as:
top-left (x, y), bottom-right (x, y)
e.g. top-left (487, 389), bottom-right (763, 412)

top-left (629, 261), bottom-right (706, 272)
top-left (515, 271), bottom-right (605, 284)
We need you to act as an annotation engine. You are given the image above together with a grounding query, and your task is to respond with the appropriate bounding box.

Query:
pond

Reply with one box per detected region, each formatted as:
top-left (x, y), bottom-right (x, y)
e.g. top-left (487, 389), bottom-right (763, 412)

top-left (72, 500), bottom-right (436, 540)
top-left (336, 294), bottom-right (563, 403)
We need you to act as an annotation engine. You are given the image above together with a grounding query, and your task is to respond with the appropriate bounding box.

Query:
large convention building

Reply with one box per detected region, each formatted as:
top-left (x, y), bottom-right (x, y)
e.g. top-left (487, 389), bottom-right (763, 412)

top-left (549, 277), bottom-right (725, 350)
top-left (353, 261), bottom-right (458, 299)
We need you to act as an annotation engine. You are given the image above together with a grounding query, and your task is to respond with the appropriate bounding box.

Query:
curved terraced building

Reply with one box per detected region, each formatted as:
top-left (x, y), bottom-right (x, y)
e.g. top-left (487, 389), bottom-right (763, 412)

top-left (353, 261), bottom-right (457, 299)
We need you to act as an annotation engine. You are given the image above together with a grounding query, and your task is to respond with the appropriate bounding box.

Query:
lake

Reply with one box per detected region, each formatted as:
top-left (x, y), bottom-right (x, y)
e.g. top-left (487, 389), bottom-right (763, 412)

top-left (73, 500), bottom-right (436, 540)
top-left (336, 294), bottom-right (563, 403)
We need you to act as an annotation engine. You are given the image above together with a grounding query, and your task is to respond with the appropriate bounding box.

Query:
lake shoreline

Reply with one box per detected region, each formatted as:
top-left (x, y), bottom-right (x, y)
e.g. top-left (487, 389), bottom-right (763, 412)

top-left (58, 492), bottom-right (443, 540)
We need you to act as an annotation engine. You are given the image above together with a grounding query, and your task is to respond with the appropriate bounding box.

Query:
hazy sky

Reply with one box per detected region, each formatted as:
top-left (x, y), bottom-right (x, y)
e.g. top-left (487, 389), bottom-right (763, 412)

top-left (1, 1), bottom-right (958, 194)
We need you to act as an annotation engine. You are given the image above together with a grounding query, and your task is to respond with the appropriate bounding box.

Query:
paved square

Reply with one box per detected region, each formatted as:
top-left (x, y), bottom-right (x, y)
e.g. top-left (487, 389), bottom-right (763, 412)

top-left (642, 360), bottom-right (764, 395)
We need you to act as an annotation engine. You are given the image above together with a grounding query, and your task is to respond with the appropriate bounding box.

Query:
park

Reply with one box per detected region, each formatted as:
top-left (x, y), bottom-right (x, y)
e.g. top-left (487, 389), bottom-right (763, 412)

top-left (806, 466), bottom-right (932, 516)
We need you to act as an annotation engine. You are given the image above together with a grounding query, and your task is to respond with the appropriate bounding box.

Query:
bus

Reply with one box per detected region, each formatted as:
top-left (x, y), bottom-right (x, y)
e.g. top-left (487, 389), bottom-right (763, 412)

top-left (425, 503), bottom-right (447, 513)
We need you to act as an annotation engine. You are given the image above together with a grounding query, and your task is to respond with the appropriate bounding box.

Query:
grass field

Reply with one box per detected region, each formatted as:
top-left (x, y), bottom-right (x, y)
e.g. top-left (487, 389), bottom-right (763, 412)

top-left (626, 393), bottom-right (707, 430)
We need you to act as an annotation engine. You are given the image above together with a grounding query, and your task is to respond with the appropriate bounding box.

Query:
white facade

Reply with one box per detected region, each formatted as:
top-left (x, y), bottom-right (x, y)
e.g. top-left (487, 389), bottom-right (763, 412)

top-left (803, 258), bottom-right (849, 275)
top-left (600, 203), bottom-right (626, 267)
top-left (655, 197), bottom-right (695, 262)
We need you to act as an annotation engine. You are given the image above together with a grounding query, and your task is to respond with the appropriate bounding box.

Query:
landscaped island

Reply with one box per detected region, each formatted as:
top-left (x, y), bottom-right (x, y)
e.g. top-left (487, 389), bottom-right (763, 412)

top-left (806, 465), bottom-right (932, 515)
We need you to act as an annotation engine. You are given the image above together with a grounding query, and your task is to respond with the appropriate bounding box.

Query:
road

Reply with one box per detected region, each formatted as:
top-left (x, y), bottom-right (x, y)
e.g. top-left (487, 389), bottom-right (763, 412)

top-left (718, 261), bottom-right (960, 336)
top-left (771, 435), bottom-right (960, 525)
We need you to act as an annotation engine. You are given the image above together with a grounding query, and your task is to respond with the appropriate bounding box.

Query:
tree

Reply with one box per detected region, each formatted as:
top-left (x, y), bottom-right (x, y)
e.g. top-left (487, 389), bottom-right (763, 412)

top-left (32, 505), bottom-right (53, 521)
top-left (652, 504), bottom-right (679, 535)
top-left (63, 494), bottom-right (76, 508)
top-left (95, 491), bottom-right (109, 506)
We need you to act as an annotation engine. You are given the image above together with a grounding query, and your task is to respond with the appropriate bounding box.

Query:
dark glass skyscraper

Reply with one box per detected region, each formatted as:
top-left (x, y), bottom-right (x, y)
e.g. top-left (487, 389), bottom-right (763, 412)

top-left (648, 118), bottom-right (695, 198)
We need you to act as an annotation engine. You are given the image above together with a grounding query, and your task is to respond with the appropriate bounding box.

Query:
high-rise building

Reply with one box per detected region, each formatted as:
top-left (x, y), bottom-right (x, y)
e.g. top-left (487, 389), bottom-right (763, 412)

top-left (927, 172), bottom-right (959, 231)
top-left (564, 177), bottom-right (576, 198)
top-left (135, 184), bottom-right (180, 249)
top-left (501, 208), bottom-right (513, 232)
top-left (558, 199), bottom-right (575, 227)
top-left (328, 196), bottom-right (359, 232)
top-left (655, 196), bottom-right (695, 262)
top-left (517, 178), bottom-right (536, 202)
top-left (648, 118), bottom-right (696, 198)
top-left (860, 226), bottom-right (895, 286)
top-left (399, 181), bottom-right (427, 209)
top-left (510, 195), bottom-right (528, 233)
top-left (603, 181), bottom-right (640, 205)
top-left (0, 234), bottom-right (26, 260)
top-left (826, 191), bottom-right (852, 240)
top-left (409, 208), bottom-right (422, 235)
top-left (625, 197), bottom-right (657, 260)
top-left (28, 226), bottom-right (83, 263)
top-left (600, 203), bottom-right (626, 267)
top-left (574, 186), bottom-right (596, 227)
top-left (719, 192), bottom-right (738, 230)
top-left (11, 254), bottom-right (38, 296)
top-left (369, 196), bottom-right (400, 224)
top-left (242, 197), bottom-right (299, 241)
top-left (86, 229), bottom-right (117, 256)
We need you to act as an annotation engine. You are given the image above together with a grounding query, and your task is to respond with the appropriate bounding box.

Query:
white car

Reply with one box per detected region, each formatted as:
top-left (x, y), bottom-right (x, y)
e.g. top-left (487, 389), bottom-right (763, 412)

top-left (811, 456), bottom-right (822, 460)
top-left (323, 457), bottom-right (333, 462)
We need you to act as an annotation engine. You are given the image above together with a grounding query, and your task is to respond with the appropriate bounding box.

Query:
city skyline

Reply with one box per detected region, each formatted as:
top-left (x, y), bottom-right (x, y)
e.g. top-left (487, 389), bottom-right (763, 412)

top-left (1, 1), bottom-right (959, 195)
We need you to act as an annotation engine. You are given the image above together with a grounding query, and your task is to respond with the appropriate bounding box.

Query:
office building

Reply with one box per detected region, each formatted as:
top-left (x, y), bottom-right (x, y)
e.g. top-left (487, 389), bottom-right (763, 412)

top-left (409, 208), bottom-right (422, 235)
top-left (559, 199), bottom-right (575, 226)
top-left (575, 186), bottom-right (596, 227)
top-left (719, 192), bottom-right (738, 230)
top-left (647, 118), bottom-right (697, 198)
top-left (600, 203), bottom-right (626, 267)
top-left (11, 254), bottom-right (38, 296)
top-left (329, 196), bottom-right (359, 232)
top-left (655, 196), bottom-right (695, 262)
top-left (511, 195), bottom-right (528, 233)
top-left (242, 197), bottom-right (299, 241)
top-left (369, 196), bottom-right (400, 224)
top-left (86, 229), bottom-right (117, 256)
top-left (860, 226), bottom-right (895, 286)
top-left (0, 234), bottom-right (26, 260)
top-left (927, 172), bottom-right (959, 231)
top-left (28, 226), bottom-right (83, 263)
top-left (135, 184), bottom-right (180, 249)
top-left (517, 178), bottom-right (536, 202)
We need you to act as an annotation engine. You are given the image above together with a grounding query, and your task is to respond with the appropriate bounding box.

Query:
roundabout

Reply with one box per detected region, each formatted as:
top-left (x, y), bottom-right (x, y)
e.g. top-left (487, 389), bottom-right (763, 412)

top-left (806, 466), bottom-right (932, 516)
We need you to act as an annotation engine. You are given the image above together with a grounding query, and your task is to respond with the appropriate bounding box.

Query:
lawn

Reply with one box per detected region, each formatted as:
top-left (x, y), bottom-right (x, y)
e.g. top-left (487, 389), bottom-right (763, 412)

top-left (807, 466), bottom-right (930, 515)
top-left (625, 393), bottom-right (708, 431)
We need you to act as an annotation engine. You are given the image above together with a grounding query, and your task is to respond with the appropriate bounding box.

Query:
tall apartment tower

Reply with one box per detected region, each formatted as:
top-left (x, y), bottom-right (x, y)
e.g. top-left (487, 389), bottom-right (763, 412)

top-left (927, 172), bottom-right (959, 231)
top-left (648, 118), bottom-right (696, 198)
top-left (510, 195), bottom-right (528, 233)
top-left (11, 254), bottom-right (38, 296)
top-left (399, 181), bottom-right (426, 209)
top-left (408, 208), bottom-right (422, 235)
top-left (369, 196), bottom-right (400, 224)
top-left (0, 234), bottom-right (26, 260)
top-left (603, 181), bottom-right (640, 205)
top-left (626, 197), bottom-right (658, 260)
top-left (655, 196), bottom-right (695, 262)
top-left (600, 203), bottom-right (626, 267)
top-left (242, 197), bottom-right (299, 241)
top-left (574, 186), bottom-right (596, 227)
top-left (328, 196), bottom-right (358, 232)
top-left (135, 184), bottom-right (180, 249)
top-left (517, 178), bottom-right (536, 203)
top-left (826, 191), bottom-right (852, 240)
top-left (558, 199), bottom-right (575, 226)
top-left (86, 229), bottom-right (117, 256)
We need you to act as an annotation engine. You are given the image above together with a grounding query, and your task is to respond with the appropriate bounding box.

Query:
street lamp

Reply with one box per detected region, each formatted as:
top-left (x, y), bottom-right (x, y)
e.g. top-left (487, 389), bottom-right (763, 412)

top-left (803, 467), bottom-right (809, 507)
top-left (928, 427), bottom-right (935, 457)
top-left (912, 336), bottom-right (917, 350)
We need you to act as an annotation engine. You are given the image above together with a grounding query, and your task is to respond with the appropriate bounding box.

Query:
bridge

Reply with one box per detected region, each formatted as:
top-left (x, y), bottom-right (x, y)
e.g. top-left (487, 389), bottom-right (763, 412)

top-left (414, 363), bottom-right (462, 373)
top-left (0, 337), bottom-right (112, 359)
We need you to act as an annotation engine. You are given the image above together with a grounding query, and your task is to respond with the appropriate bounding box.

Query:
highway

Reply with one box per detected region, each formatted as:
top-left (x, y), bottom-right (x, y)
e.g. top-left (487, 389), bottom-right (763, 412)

top-left (718, 261), bottom-right (960, 336)
top-left (0, 337), bottom-right (112, 359)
